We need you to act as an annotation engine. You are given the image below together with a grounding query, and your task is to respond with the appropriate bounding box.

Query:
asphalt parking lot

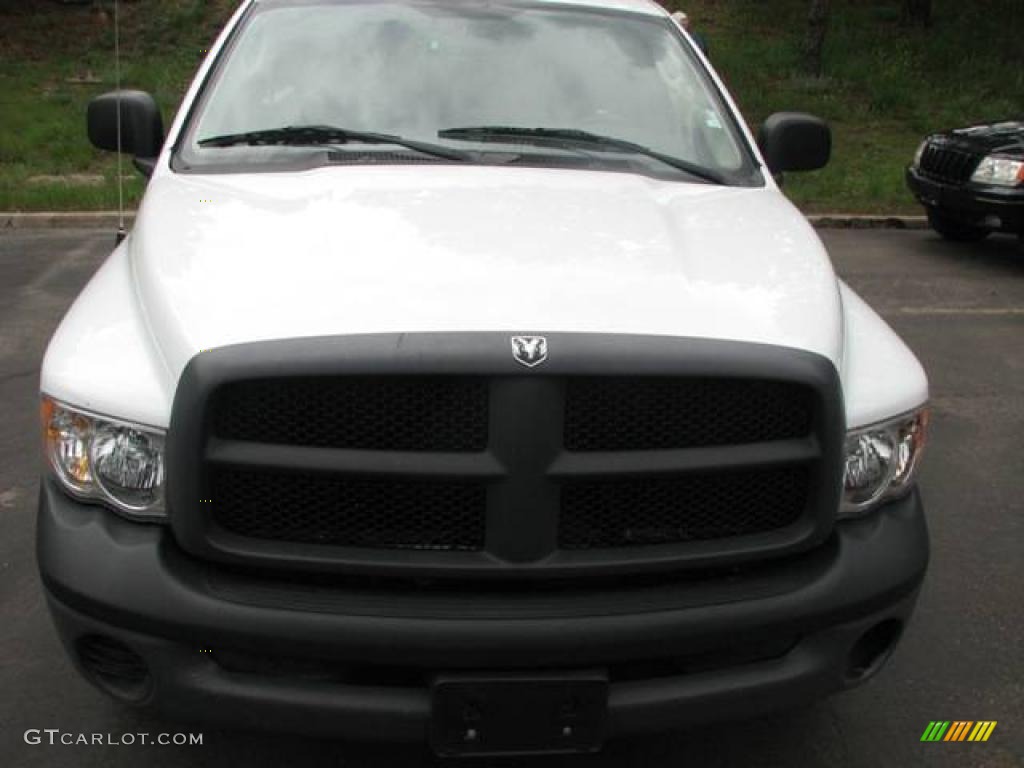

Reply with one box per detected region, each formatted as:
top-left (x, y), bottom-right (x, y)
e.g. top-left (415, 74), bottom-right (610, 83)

top-left (1, 227), bottom-right (1022, 767)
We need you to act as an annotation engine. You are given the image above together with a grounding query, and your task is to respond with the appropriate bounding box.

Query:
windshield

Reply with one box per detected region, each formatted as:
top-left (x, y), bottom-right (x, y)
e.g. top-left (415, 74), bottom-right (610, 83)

top-left (177, 0), bottom-right (759, 184)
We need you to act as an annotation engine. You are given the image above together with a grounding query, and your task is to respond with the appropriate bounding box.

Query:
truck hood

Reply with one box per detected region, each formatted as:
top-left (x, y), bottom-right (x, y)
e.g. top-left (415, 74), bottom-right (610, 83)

top-left (131, 165), bottom-right (843, 378)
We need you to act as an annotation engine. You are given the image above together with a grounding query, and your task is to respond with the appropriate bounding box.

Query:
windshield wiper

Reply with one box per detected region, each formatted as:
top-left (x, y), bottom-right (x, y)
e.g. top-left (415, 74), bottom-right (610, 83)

top-left (199, 125), bottom-right (473, 162)
top-left (438, 126), bottom-right (728, 184)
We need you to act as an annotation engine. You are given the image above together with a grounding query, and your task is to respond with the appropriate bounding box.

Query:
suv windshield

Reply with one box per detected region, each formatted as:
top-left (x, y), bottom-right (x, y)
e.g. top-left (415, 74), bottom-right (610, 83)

top-left (177, 0), bottom-right (759, 184)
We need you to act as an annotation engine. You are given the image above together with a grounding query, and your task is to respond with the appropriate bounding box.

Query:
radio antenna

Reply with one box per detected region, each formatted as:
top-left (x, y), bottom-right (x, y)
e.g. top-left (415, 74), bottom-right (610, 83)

top-left (114, 0), bottom-right (127, 244)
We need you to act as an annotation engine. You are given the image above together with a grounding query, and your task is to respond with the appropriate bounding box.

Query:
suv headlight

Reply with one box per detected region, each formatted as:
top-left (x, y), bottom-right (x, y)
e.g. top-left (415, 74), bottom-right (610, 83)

top-left (41, 396), bottom-right (166, 520)
top-left (970, 154), bottom-right (1024, 187)
top-left (841, 407), bottom-right (929, 518)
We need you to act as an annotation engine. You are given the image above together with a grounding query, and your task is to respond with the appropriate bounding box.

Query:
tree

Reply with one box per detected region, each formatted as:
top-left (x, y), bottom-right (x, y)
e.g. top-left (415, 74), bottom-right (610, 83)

top-left (902, 0), bottom-right (932, 27)
top-left (801, 0), bottom-right (831, 77)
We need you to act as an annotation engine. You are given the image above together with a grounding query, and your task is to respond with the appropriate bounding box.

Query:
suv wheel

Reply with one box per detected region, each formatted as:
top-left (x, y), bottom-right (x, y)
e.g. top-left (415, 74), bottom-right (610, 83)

top-left (926, 207), bottom-right (989, 243)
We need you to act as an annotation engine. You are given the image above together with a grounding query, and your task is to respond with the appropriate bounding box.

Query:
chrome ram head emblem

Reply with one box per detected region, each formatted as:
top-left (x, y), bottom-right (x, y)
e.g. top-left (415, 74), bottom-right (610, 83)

top-left (511, 336), bottom-right (548, 368)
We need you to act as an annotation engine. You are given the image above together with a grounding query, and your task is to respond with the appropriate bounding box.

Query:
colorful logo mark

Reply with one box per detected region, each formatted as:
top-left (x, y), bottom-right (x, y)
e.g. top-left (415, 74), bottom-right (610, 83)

top-left (921, 721), bottom-right (997, 742)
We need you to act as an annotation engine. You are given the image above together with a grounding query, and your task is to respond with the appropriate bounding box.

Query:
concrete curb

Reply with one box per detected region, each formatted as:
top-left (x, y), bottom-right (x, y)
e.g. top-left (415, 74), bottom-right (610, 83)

top-left (2, 212), bottom-right (137, 230)
top-left (807, 214), bottom-right (928, 230)
top-left (2, 211), bottom-right (928, 231)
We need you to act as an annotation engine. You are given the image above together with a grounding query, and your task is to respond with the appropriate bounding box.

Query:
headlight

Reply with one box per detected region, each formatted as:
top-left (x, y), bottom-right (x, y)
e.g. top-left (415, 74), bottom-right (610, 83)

top-left (913, 140), bottom-right (928, 168)
top-left (41, 396), bottom-right (166, 520)
top-left (970, 154), bottom-right (1024, 187)
top-left (841, 408), bottom-right (929, 518)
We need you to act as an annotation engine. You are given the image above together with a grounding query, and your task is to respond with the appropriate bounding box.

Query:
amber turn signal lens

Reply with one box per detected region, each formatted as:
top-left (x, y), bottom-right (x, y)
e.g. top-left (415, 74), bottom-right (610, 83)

top-left (41, 396), bottom-right (95, 491)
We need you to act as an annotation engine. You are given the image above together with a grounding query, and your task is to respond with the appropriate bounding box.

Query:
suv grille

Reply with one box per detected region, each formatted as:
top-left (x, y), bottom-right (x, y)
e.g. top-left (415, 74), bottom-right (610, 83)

top-left (919, 143), bottom-right (981, 185)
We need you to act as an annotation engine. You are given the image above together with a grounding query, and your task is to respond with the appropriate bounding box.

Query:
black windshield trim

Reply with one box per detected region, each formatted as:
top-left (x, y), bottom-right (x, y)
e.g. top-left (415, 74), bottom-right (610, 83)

top-left (171, 147), bottom-right (722, 182)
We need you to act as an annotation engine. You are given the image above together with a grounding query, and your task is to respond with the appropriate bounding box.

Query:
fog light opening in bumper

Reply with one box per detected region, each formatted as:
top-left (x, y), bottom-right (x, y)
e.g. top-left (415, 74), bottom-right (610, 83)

top-left (75, 634), bottom-right (152, 702)
top-left (844, 619), bottom-right (903, 684)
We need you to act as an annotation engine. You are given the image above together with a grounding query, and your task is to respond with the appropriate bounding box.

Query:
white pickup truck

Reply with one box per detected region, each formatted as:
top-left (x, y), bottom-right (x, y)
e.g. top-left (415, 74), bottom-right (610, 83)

top-left (38, 0), bottom-right (929, 757)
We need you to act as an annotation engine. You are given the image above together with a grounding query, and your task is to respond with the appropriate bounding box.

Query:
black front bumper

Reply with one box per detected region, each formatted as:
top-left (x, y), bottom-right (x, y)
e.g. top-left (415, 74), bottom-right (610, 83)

top-left (38, 479), bottom-right (928, 743)
top-left (906, 166), bottom-right (1024, 232)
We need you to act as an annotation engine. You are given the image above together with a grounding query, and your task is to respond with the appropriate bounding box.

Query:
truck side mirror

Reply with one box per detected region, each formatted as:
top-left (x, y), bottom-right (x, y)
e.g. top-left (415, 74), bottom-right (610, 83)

top-left (87, 90), bottom-right (165, 178)
top-left (758, 113), bottom-right (831, 174)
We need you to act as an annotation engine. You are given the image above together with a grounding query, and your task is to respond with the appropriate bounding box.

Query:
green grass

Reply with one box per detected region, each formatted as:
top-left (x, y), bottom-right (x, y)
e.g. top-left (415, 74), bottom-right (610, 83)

top-left (0, 0), bottom-right (1021, 212)
top-left (671, 0), bottom-right (1024, 213)
top-left (0, 0), bottom-right (232, 211)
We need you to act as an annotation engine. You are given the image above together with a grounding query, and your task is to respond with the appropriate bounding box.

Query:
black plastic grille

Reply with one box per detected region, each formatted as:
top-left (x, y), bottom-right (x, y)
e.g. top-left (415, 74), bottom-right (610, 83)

top-left (565, 377), bottom-right (813, 451)
top-left (214, 376), bottom-right (488, 452)
top-left (919, 144), bottom-right (981, 185)
top-left (76, 635), bottom-right (151, 700)
top-left (559, 466), bottom-right (809, 549)
top-left (212, 468), bottom-right (486, 551)
top-left (171, 335), bottom-right (841, 575)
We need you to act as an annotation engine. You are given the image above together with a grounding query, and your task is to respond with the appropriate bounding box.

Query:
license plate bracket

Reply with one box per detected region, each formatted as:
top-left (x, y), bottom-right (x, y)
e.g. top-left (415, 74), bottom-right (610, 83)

top-left (430, 670), bottom-right (608, 757)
